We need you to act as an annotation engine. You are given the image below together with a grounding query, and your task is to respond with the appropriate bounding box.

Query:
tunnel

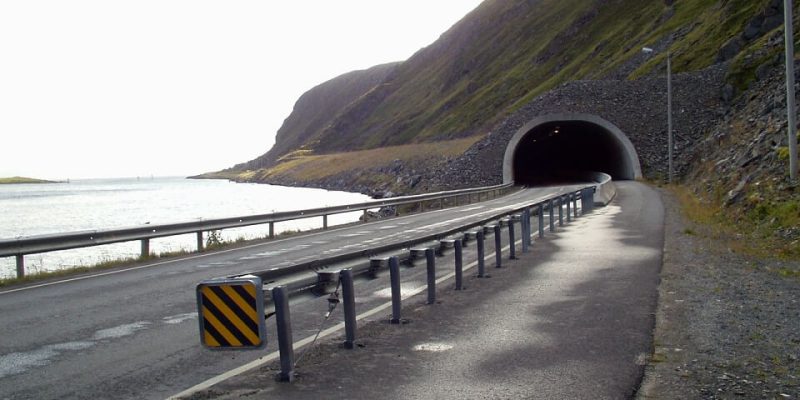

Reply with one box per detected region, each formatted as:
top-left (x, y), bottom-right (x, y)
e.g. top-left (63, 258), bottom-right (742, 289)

top-left (502, 113), bottom-right (642, 185)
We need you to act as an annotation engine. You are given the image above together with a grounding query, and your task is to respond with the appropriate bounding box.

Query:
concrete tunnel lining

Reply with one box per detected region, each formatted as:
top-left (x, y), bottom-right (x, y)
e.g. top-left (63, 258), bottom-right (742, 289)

top-left (502, 113), bottom-right (642, 184)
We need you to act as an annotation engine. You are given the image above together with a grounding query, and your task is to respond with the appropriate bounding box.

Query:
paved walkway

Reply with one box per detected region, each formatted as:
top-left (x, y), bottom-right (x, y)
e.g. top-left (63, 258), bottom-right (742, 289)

top-left (185, 182), bottom-right (664, 399)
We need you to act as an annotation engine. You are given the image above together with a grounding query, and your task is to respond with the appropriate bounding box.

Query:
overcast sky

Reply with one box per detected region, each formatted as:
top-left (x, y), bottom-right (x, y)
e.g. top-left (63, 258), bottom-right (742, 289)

top-left (0, 1), bottom-right (484, 180)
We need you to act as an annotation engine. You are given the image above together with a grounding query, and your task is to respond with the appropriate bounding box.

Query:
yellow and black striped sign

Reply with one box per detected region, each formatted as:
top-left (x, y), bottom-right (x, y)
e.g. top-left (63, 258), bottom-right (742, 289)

top-left (196, 277), bottom-right (266, 350)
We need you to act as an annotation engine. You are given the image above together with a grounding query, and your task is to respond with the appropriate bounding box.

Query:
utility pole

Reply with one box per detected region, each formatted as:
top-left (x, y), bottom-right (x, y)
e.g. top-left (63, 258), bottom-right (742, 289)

top-left (785, 0), bottom-right (799, 181)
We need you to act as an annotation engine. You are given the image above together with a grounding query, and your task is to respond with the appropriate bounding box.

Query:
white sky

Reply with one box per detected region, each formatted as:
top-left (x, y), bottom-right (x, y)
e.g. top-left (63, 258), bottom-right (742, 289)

top-left (0, 1), bottom-right (484, 180)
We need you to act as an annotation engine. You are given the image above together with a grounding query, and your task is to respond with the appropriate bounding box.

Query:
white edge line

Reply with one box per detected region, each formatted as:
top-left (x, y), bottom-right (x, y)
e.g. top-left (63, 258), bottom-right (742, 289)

top-left (168, 207), bottom-right (577, 398)
top-left (166, 235), bottom-right (541, 400)
top-left (0, 189), bottom-right (560, 296)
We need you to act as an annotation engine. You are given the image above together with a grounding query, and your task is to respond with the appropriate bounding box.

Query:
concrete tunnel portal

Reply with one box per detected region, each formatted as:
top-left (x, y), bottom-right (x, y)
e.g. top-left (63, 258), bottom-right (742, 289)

top-left (502, 113), bottom-right (643, 185)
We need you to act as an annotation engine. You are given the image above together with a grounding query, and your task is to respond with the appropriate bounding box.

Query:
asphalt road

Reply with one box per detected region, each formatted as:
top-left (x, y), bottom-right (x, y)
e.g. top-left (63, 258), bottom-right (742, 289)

top-left (185, 181), bottom-right (663, 399)
top-left (0, 185), bottom-right (581, 400)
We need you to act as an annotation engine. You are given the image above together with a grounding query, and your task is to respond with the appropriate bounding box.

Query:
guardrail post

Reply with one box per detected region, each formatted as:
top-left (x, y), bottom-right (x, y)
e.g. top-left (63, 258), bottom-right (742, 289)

top-left (15, 255), bottom-right (24, 278)
top-left (558, 196), bottom-right (564, 227)
top-left (494, 224), bottom-right (502, 268)
top-left (477, 230), bottom-right (487, 277)
top-left (581, 188), bottom-right (595, 213)
top-left (538, 204), bottom-right (545, 238)
top-left (573, 194), bottom-right (579, 218)
top-left (508, 218), bottom-right (517, 260)
top-left (269, 222), bottom-right (275, 239)
top-left (566, 195), bottom-right (572, 222)
top-left (521, 210), bottom-right (529, 254)
top-left (425, 248), bottom-right (436, 305)
top-left (549, 200), bottom-right (555, 232)
top-left (389, 256), bottom-right (402, 323)
top-left (272, 286), bottom-right (295, 382)
top-left (323, 214), bottom-right (328, 230)
top-left (196, 231), bottom-right (204, 252)
top-left (341, 269), bottom-right (357, 349)
top-left (454, 239), bottom-right (463, 290)
top-left (141, 239), bottom-right (150, 258)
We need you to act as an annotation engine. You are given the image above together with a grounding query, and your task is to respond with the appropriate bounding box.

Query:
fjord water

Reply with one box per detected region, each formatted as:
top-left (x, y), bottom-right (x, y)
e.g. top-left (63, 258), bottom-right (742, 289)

top-left (0, 177), bottom-right (371, 279)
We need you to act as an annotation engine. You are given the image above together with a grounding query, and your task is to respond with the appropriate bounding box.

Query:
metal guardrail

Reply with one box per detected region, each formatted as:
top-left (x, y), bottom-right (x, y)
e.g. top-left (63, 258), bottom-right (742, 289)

top-left (195, 185), bottom-right (598, 381)
top-left (0, 183), bottom-right (514, 278)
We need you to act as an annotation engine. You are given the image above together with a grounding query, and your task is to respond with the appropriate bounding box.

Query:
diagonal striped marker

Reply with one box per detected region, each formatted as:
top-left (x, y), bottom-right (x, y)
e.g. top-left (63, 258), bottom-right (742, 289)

top-left (196, 276), bottom-right (266, 350)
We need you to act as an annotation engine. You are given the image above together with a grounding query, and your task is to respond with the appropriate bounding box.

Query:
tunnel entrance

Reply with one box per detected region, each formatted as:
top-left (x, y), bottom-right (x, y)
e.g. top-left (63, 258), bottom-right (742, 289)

top-left (502, 113), bottom-right (642, 185)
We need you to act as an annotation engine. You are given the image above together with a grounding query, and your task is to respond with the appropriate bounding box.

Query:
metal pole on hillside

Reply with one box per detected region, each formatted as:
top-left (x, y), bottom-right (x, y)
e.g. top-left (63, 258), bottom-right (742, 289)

top-left (642, 46), bottom-right (674, 183)
top-left (667, 50), bottom-right (673, 184)
top-left (784, 0), bottom-right (799, 182)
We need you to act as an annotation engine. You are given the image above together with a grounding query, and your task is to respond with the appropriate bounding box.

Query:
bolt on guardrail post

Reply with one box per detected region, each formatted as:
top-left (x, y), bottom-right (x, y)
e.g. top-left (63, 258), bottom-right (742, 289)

top-left (141, 239), bottom-right (150, 258)
top-left (15, 255), bottom-right (24, 278)
top-left (508, 218), bottom-right (517, 260)
top-left (425, 248), bottom-right (436, 304)
top-left (196, 232), bottom-right (204, 252)
top-left (538, 204), bottom-right (545, 238)
top-left (494, 224), bottom-right (502, 268)
top-left (549, 200), bottom-right (555, 232)
top-left (566, 195), bottom-right (572, 223)
top-left (454, 239), bottom-right (464, 290)
top-left (341, 269), bottom-right (357, 349)
top-left (388, 256), bottom-right (402, 323)
top-left (477, 230), bottom-right (487, 277)
top-left (272, 286), bottom-right (295, 382)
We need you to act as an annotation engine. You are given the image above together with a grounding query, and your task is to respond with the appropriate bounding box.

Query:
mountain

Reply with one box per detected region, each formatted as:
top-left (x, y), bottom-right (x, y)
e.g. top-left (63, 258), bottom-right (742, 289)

top-left (231, 62), bottom-right (399, 171)
top-left (203, 0), bottom-right (787, 196)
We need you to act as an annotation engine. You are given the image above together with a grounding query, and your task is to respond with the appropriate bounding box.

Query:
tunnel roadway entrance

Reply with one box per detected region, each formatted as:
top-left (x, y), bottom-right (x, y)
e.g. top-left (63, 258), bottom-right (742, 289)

top-left (503, 113), bottom-right (642, 185)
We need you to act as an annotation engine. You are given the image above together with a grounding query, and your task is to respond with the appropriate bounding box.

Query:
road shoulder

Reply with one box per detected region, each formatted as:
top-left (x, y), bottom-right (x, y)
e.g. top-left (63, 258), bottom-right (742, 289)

top-left (637, 188), bottom-right (800, 398)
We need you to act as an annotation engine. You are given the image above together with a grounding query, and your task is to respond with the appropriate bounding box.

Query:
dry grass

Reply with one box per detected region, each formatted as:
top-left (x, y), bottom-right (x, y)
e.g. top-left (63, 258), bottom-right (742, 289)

top-left (251, 136), bottom-right (485, 181)
top-left (671, 185), bottom-right (800, 260)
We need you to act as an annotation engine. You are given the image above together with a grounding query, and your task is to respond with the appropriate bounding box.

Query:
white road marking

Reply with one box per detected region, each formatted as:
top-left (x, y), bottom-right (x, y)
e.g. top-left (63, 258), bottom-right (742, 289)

top-left (167, 241), bottom-right (519, 400)
top-left (0, 321), bottom-right (153, 379)
top-left (162, 313), bottom-right (198, 325)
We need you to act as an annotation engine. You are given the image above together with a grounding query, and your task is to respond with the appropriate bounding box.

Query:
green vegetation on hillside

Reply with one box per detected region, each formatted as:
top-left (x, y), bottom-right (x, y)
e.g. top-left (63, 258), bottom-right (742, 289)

top-left (234, 0), bottom-right (776, 179)
top-left (673, 184), bottom-right (799, 260)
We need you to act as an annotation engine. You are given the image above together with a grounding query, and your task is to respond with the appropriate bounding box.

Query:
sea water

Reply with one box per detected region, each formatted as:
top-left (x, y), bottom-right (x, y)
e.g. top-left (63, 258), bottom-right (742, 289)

top-left (0, 177), bottom-right (371, 278)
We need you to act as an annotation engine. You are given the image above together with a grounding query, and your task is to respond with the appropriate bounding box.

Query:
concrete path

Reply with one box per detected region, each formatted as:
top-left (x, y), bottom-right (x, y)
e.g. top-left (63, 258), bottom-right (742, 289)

top-left (184, 181), bottom-right (664, 399)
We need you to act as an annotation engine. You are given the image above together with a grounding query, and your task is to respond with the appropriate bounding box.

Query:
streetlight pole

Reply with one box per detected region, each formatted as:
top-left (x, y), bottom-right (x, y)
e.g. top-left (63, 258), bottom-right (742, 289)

top-left (667, 50), bottom-right (673, 184)
top-left (643, 46), bottom-right (674, 183)
top-left (784, 0), bottom-right (799, 182)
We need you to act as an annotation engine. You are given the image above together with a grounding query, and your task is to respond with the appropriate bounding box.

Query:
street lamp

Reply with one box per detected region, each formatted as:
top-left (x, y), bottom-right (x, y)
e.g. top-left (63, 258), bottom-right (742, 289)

top-left (783, 0), bottom-right (799, 182)
top-left (642, 46), bottom-right (673, 184)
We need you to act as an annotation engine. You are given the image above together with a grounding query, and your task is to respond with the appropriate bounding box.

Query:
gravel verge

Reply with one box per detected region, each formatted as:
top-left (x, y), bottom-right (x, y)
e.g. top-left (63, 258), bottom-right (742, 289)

top-left (637, 188), bottom-right (800, 399)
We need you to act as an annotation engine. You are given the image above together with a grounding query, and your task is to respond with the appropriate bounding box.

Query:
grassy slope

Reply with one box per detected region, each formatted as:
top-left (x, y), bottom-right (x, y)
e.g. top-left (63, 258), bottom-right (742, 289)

top-left (312, 0), bottom-right (770, 151)
top-left (227, 136), bottom-right (484, 182)
top-left (229, 0), bottom-right (773, 187)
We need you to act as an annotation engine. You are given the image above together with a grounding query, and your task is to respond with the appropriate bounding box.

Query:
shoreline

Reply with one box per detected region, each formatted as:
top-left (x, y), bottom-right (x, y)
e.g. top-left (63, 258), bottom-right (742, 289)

top-left (0, 176), bottom-right (59, 185)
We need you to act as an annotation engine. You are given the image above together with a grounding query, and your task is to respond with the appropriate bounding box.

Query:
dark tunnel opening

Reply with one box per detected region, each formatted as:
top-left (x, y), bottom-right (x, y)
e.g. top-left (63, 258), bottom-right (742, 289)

top-left (511, 120), bottom-right (636, 185)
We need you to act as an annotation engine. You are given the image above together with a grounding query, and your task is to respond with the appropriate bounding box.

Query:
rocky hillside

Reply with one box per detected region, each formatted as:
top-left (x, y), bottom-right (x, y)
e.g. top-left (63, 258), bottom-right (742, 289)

top-left (228, 62), bottom-right (398, 171)
top-left (215, 0), bottom-right (775, 176)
